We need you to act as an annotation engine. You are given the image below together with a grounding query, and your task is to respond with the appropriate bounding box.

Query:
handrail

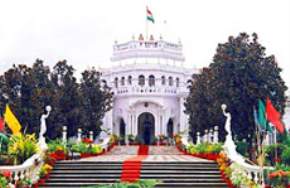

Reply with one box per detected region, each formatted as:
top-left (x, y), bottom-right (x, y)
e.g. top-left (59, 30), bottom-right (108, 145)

top-left (99, 137), bottom-right (111, 151)
top-left (0, 154), bottom-right (43, 185)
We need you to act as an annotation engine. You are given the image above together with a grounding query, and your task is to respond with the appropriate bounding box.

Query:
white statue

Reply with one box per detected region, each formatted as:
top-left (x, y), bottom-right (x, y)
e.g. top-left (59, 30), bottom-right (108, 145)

top-left (221, 104), bottom-right (245, 163)
top-left (38, 105), bottom-right (52, 152)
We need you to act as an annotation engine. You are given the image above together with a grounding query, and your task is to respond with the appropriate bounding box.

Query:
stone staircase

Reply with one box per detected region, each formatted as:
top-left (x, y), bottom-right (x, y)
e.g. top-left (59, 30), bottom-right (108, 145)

top-left (40, 146), bottom-right (228, 188)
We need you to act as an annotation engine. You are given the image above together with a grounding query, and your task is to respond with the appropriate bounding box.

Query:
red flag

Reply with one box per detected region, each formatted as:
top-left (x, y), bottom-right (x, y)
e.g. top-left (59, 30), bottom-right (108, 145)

top-left (266, 97), bottom-right (285, 133)
top-left (0, 118), bottom-right (4, 132)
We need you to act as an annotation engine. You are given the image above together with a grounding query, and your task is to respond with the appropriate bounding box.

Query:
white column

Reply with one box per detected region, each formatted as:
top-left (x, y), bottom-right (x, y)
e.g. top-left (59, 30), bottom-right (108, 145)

top-left (127, 113), bottom-right (132, 135)
top-left (202, 129), bottom-right (207, 143)
top-left (196, 132), bottom-right (201, 144)
top-left (103, 108), bottom-right (113, 134)
top-left (162, 113), bottom-right (167, 136)
top-left (133, 113), bottom-right (137, 135)
top-left (213, 126), bottom-right (219, 143)
top-left (209, 128), bottom-right (213, 143)
top-left (179, 97), bottom-right (188, 133)
top-left (77, 128), bottom-right (82, 143)
top-left (159, 115), bottom-right (163, 136)
top-left (89, 131), bottom-right (94, 141)
top-left (130, 114), bottom-right (133, 135)
top-left (62, 126), bottom-right (67, 143)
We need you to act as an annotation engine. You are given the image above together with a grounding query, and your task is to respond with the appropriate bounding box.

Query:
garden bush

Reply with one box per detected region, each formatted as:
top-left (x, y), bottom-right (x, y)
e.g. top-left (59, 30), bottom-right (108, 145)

top-left (186, 143), bottom-right (223, 154)
top-left (48, 139), bottom-right (68, 154)
top-left (8, 134), bottom-right (38, 164)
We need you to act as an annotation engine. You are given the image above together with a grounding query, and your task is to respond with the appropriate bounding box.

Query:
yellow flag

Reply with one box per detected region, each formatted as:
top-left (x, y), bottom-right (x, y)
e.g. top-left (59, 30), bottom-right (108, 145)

top-left (4, 105), bottom-right (22, 135)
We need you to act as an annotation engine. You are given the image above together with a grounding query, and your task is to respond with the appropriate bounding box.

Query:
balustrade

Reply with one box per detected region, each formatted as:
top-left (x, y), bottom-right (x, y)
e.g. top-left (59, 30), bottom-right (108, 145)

top-left (196, 126), bottom-right (219, 144)
top-left (0, 154), bottom-right (43, 185)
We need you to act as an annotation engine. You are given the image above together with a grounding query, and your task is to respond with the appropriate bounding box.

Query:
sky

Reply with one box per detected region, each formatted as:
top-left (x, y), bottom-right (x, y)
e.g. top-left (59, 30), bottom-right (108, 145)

top-left (0, 0), bottom-right (289, 93)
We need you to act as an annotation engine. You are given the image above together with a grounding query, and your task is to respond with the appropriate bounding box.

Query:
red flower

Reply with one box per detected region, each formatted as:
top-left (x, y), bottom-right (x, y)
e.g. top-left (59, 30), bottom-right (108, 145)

top-left (2, 171), bottom-right (11, 178)
top-left (82, 138), bottom-right (93, 144)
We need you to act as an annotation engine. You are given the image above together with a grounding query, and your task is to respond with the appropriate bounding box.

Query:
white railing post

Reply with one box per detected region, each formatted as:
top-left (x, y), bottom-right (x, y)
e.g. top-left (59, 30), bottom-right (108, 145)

top-left (77, 128), bottom-right (82, 143)
top-left (214, 126), bottom-right (219, 143)
top-left (89, 131), bottom-right (94, 141)
top-left (196, 132), bottom-right (201, 144)
top-left (62, 126), bottom-right (67, 143)
top-left (204, 129), bottom-right (208, 143)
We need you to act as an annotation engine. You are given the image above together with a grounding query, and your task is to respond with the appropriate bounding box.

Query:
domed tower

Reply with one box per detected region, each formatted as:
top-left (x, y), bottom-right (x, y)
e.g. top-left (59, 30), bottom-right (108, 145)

top-left (101, 34), bottom-right (198, 145)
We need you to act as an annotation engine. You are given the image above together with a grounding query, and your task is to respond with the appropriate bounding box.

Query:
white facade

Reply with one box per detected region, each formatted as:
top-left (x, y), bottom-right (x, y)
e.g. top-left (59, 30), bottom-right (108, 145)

top-left (101, 35), bottom-right (197, 144)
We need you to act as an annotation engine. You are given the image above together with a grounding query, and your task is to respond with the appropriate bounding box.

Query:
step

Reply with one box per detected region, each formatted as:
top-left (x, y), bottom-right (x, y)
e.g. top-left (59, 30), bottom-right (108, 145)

top-left (50, 170), bottom-right (221, 174)
top-left (41, 182), bottom-right (228, 188)
top-left (47, 174), bottom-right (223, 179)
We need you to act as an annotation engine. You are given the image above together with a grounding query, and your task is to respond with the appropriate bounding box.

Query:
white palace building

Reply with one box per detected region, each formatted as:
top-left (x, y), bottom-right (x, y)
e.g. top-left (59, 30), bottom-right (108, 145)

top-left (101, 34), bottom-right (198, 144)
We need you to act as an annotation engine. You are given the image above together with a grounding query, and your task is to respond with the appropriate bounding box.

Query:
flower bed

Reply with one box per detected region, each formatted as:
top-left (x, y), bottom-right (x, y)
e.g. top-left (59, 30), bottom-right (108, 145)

top-left (185, 143), bottom-right (223, 161)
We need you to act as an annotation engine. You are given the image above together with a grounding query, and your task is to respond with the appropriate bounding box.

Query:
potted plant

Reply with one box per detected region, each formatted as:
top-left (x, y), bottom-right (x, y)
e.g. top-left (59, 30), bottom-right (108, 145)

top-left (158, 135), bottom-right (167, 145)
top-left (119, 136), bottom-right (125, 145)
top-left (127, 134), bottom-right (135, 145)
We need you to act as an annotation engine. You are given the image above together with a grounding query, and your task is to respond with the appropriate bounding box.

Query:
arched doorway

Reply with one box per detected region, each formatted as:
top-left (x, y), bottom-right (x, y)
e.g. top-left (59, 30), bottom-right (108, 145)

top-left (138, 112), bottom-right (155, 145)
top-left (119, 118), bottom-right (126, 145)
top-left (167, 118), bottom-right (174, 138)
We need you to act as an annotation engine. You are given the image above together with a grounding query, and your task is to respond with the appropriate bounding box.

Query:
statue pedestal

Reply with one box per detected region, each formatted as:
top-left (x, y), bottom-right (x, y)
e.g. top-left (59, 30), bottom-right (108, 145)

top-left (38, 136), bottom-right (48, 152)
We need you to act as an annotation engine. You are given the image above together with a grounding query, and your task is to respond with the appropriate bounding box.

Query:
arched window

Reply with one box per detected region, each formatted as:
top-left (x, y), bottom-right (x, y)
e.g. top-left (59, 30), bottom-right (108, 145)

top-left (161, 76), bottom-right (166, 85)
top-left (176, 77), bottom-right (180, 87)
top-left (168, 76), bottom-right (173, 86)
top-left (138, 75), bottom-right (145, 86)
top-left (114, 77), bottom-right (118, 88)
top-left (121, 77), bottom-right (125, 86)
top-left (128, 75), bottom-right (132, 85)
top-left (149, 75), bottom-right (155, 86)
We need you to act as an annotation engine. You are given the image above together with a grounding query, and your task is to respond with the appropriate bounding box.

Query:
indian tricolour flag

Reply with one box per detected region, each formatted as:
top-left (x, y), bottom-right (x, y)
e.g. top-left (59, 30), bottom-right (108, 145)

top-left (146, 7), bottom-right (155, 23)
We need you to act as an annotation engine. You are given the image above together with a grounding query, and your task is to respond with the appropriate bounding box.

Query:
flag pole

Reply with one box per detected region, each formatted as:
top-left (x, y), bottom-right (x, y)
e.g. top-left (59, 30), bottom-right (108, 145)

top-left (145, 6), bottom-right (148, 40)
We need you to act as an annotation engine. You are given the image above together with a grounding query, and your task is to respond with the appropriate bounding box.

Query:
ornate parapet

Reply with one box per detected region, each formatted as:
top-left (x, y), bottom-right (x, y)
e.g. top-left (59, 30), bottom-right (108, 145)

top-left (111, 39), bottom-right (185, 62)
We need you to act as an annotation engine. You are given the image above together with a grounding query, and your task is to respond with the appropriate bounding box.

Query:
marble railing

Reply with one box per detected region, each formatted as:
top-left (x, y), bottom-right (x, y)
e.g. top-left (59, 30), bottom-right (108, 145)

top-left (114, 86), bottom-right (182, 96)
top-left (0, 154), bottom-right (43, 185)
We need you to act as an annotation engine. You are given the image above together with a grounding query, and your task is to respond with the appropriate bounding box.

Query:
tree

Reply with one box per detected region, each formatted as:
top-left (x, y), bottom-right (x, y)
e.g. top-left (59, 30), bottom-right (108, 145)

top-left (50, 60), bottom-right (81, 138)
top-left (79, 68), bottom-right (113, 136)
top-left (185, 33), bottom-right (288, 143)
top-left (0, 60), bottom-right (54, 134)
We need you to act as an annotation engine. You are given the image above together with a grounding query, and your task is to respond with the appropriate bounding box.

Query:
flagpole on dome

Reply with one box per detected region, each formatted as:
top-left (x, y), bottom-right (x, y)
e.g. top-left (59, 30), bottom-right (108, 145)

top-left (146, 6), bottom-right (148, 40)
top-left (146, 6), bottom-right (155, 40)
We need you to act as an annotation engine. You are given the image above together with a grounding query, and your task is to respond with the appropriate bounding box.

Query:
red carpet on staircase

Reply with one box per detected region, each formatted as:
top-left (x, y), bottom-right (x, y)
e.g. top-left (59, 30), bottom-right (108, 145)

top-left (120, 145), bottom-right (149, 182)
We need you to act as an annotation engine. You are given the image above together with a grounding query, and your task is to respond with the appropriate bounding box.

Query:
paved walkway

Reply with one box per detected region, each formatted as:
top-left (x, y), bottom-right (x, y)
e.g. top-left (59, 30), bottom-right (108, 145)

top-left (80, 145), bottom-right (209, 162)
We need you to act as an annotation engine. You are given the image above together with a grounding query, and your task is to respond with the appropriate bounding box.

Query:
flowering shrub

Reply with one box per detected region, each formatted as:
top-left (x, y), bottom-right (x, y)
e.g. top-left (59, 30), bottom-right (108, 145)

top-left (71, 141), bottom-right (102, 157)
top-left (8, 134), bottom-right (38, 164)
top-left (0, 171), bottom-right (10, 188)
top-left (16, 178), bottom-right (32, 188)
top-left (82, 138), bottom-right (93, 144)
top-left (187, 143), bottom-right (222, 154)
top-left (267, 165), bottom-right (290, 188)
top-left (174, 134), bottom-right (182, 145)
top-left (39, 164), bottom-right (53, 178)
top-left (47, 139), bottom-right (68, 154)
